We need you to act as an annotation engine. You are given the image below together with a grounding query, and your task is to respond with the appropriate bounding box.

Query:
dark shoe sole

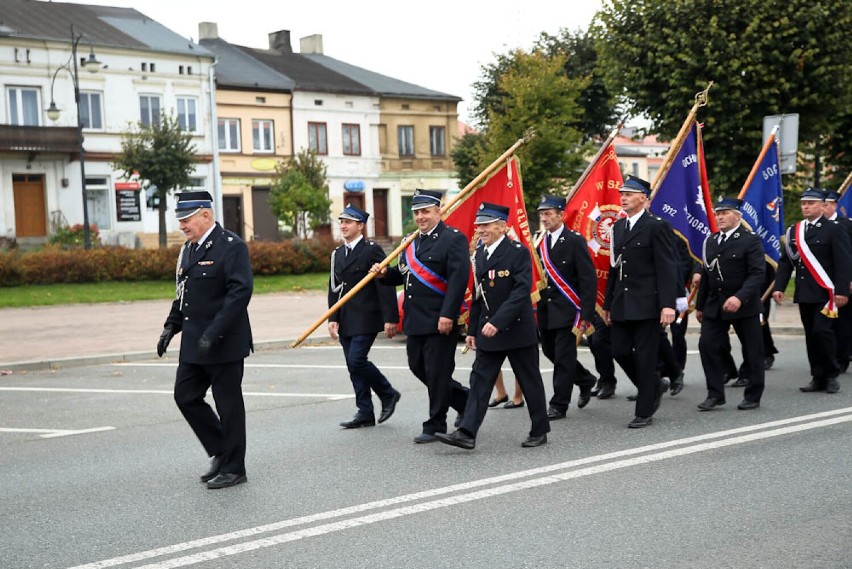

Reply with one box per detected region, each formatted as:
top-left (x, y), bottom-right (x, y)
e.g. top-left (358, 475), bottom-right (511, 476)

top-left (413, 433), bottom-right (437, 444)
top-left (206, 474), bottom-right (247, 489)
top-left (434, 432), bottom-right (475, 450)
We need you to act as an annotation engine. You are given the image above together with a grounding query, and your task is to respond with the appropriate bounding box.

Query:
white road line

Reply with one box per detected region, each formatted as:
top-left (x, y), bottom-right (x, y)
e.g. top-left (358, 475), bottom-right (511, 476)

top-left (0, 426), bottom-right (115, 438)
top-left (66, 406), bottom-right (852, 569)
top-left (116, 363), bottom-right (554, 373)
top-left (0, 387), bottom-right (352, 400)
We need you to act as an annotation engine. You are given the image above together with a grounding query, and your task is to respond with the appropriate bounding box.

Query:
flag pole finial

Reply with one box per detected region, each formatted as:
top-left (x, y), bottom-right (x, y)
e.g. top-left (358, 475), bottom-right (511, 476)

top-left (695, 81), bottom-right (714, 107)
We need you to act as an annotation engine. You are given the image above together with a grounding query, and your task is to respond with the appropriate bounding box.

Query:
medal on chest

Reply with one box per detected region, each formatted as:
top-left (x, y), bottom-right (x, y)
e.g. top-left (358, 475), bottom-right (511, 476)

top-left (488, 269), bottom-right (496, 287)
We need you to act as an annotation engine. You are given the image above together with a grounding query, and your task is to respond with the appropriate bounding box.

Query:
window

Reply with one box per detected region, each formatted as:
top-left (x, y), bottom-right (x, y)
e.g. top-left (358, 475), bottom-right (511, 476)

top-left (429, 126), bottom-right (445, 156)
top-left (398, 125), bottom-right (414, 157)
top-left (176, 97), bottom-right (198, 132)
top-left (139, 95), bottom-right (161, 127)
top-left (218, 118), bottom-right (240, 152)
top-left (252, 119), bottom-right (274, 153)
top-left (7, 87), bottom-right (40, 126)
top-left (86, 177), bottom-right (111, 231)
top-left (631, 162), bottom-right (640, 177)
top-left (342, 124), bottom-right (361, 156)
top-left (308, 122), bottom-right (328, 155)
top-left (79, 91), bottom-right (103, 130)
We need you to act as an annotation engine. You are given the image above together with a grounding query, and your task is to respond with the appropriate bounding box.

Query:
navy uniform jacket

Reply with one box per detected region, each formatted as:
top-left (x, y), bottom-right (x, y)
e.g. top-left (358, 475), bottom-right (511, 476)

top-left (696, 224), bottom-right (765, 320)
top-left (328, 239), bottom-right (398, 336)
top-left (536, 227), bottom-right (597, 329)
top-left (604, 211), bottom-right (678, 321)
top-left (468, 238), bottom-right (538, 352)
top-left (775, 216), bottom-right (852, 303)
top-left (165, 223), bottom-right (254, 364)
top-left (382, 221), bottom-right (470, 336)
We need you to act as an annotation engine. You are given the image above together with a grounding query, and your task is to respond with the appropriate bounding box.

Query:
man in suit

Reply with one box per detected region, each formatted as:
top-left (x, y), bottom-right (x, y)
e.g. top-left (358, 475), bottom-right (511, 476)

top-left (773, 187), bottom-right (852, 393)
top-left (328, 204), bottom-right (401, 429)
top-left (695, 197), bottom-right (766, 411)
top-left (371, 189), bottom-right (470, 443)
top-left (156, 191), bottom-right (253, 489)
top-left (535, 194), bottom-right (598, 420)
top-left (603, 175), bottom-right (677, 428)
top-left (435, 203), bottom-right (550, 450)
top-left (822, 189), bottom-right (852, 373)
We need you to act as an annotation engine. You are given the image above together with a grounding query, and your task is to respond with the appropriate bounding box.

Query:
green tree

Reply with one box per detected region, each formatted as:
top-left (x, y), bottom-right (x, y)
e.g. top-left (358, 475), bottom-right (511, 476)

top-left (594, 0), bottom-right (852, 196)
top-left (113, 114), bottom-right (196, 248)
top-left (450, 131), bottom-right (488, 188)
top-left (269, 149), bottom-right (331, 239)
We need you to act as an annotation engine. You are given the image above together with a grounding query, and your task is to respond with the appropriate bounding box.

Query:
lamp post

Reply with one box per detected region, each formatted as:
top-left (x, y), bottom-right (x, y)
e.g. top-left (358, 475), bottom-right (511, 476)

top-left (47, 25), bottom-right (101, 249)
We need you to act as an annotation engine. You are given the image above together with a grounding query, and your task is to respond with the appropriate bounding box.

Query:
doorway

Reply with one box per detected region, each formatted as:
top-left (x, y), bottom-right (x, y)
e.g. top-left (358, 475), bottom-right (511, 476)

top-left (222, 196), bottom-right (244, 239)
top-left (13, 174), bottom-right (47, 237)
top-left (344, 192), bottom-right (367, 238)
top-left (373, 189), bottom-right (388, 238)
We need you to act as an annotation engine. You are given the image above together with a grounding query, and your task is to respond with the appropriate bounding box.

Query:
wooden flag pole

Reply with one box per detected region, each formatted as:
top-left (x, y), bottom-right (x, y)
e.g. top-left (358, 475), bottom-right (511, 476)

top-left (564, 122), bottom-right (623, 204)
top-left (648, 82), bottom-right (713, 202)
top-left (737, 125), bottom-right (779, 200)
top-left (289, 129), bottom-right (535, 348)
top-left (838, 171), bottom-right (852, 196)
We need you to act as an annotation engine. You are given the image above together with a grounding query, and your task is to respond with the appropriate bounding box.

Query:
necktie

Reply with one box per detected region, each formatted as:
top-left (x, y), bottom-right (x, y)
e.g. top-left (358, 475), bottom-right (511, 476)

top-left (546, 234), bottom-right (553, 250)
top-left (626, 220), bottom-right (632, 233)
top-left (344, 245), bottom-right (350, 258)
top-left (806, 222), bottom-right (813, 233)
top-left (719, 233), bottom-right (727, 245)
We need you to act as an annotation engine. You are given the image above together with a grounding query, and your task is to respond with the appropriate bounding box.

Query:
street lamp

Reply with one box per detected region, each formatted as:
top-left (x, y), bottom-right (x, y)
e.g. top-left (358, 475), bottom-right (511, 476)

top-left (47, 25), bottom-right (102, 249)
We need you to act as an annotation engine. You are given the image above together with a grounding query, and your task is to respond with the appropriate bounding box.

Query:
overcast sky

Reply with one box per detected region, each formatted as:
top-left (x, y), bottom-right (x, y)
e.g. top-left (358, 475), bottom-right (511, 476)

top-left (63, 0), bottom-right (602, 124)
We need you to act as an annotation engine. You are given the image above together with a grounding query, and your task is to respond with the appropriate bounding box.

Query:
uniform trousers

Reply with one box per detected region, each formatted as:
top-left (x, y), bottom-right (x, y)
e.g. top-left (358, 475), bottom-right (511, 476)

top-left (541, 326), bottom-right (596, 412)
top-left (587, 315), bottom-right (617, 389)
top-left (799, 303), bottom-right (841, 382)
top-left (610, 318), bottom-right (662, 418)
top-left (670, 313), bottom-right (688, 371)
top-left (459, 344), bottom-right (550, 438)
top-left (407, 332), bottom-right (469, 435)
top-left (339, 333), bottom-right (395, 416)
top-left (174, 360), bottom-right (246, 475)
top-left (698, 316), bottom-right (765, 403)
top-left (835, 305), bottom-right (852, 370)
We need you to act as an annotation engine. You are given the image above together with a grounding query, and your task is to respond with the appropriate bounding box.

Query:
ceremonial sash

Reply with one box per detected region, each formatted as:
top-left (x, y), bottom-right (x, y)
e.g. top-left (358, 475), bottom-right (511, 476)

top-left (404, 240), bottom-right (448, 296)
top-left (538, 238), bottom-right (583, 326)
top-left (795, 221), bottom-right (838, 318)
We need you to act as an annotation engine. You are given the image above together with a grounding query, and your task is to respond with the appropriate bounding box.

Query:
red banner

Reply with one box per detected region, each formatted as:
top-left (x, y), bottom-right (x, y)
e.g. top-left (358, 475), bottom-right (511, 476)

top-left (563, 143), bottom-right (625, 312)
top-left (445, 156), bottom-right (545, 325)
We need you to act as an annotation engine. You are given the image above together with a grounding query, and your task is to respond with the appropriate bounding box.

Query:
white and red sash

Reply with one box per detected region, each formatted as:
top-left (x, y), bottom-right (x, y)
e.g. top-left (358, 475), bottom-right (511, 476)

top-left (795, 221), bottom-right (838, 318)
top-left (538, 238), bottom-right (584, 329)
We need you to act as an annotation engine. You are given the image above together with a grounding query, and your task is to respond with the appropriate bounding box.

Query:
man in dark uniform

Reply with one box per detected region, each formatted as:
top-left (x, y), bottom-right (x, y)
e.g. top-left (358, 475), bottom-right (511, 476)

top-left (822, 189), bottom-right (852, 372)
top-left (435, 203), bottom-right (550, 450)
top-left (695, 197), bottom-right (766, 411)
top-left (328, 204), bottom-right (401, 429)
top-left (535, 194), bottom-right (598, 420)
top-left (156, 191), bottom-right (253, 489)
top-left (773, 187), bottom-right (852, 394)
top-left (603, 175), bottom-right (677, 428)
top-left (371, 189), bottom-right (470, 443)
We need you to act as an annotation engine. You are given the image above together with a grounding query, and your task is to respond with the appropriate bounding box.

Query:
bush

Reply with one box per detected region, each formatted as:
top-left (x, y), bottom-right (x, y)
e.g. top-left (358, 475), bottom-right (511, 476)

top-left (47, 224), bottom-right (101, 249)
top-left (0, 239), bottom-right (335, 287)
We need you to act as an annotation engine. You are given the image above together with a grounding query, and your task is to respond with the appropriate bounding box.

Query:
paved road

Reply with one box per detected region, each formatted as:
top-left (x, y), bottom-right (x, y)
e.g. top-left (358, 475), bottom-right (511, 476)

top-left (2, 334), bottom-right (851, 569)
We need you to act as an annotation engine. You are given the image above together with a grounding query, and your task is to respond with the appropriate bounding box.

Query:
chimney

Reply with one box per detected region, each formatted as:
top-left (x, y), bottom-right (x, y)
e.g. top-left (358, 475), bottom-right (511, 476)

top-left (300, 34), bottom-right (323, 55)
top-left (198, 22), bottom-right (219, 41)
top-left (268, 30), bottom-right (292, 53)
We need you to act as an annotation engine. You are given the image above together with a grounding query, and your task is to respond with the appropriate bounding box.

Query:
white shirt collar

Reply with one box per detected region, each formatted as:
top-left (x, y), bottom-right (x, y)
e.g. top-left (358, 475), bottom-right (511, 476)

top-left (485, 235), bottom-right (505, 258)
top-left (195, 224), bottom-right (216, 249)
top-left (548, 224), bottom-right (564, 242)
top-left (627, 210), bottom-right (645, 227)
top-left (721, 223), bottom-right (741, 240)
top-left (345, 235), bottom-right (364, 249)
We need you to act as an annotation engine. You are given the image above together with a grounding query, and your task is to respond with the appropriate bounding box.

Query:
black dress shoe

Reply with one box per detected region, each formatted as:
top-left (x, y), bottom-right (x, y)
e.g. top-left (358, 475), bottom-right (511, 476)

top-left (503, 400), bottom-right (525, 409)
top-left (521, 434), bottom-right (547, 447)
top-left (697, 397), bottom-right (725, 411)
top-left (206, 472), bottom-right (247, 489)
top-left (546, 407), bottom-right (566, 420)
top-left (597, 385), bottom-right (615, 399)
top-left (670, 371), bottom-right (685, 396)
top-left (826, 378), bottom-right (841, 394)
top-left (628, 416), bottom-right (652, 428)
top-left (413, 432), bottom-right (437, 444)
top-left (722, 373), bottom-right (737, 385)
top-left (378, 390), bottom-right (401, 423)
top-left (488, 395), bottom-right (509, 408)
top-left (800, 380), bottom-right (826, 392)
top-left (590, 382), bottom-right (602, 397)
top-left (652, 378), bottom-right (669, 413)
top-left (340, 414), bottom-right (376, 429)
top-left (730, 377), bottom-right (749, 388)
top-left (200, 455), bottom-right (224, 483)
top-left (434, 430), bottom-right (475, 450)
top-left (737, 400), bottom-right (760, 410)
top-left (764, 355), bottom-right (775, 370)
top-left (626, 394), bottom-right (638, 402)
top-left (577, 386), bottom-right (592, 409)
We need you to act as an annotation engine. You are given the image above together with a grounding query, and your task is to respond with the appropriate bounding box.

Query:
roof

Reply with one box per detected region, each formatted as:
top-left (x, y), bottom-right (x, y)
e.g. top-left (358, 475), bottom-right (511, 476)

top-left (0, 0), bottom-right (212, 57)
top-left (200, 38), bottom-right (295, 91)
top-left (302, 53), bottom-right (460, 102)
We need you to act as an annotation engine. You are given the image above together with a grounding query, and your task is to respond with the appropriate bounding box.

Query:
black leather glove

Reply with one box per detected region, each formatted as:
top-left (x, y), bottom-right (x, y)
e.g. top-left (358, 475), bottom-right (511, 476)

top-left (157, 324), bottom-right (175, 357)
top-left (197, 334), bottom-right (213, 357)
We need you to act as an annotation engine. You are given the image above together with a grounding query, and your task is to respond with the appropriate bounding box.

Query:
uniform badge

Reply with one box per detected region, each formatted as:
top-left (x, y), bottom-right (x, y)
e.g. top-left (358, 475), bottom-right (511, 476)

top-left (488, 269), bottom-right (496, 287)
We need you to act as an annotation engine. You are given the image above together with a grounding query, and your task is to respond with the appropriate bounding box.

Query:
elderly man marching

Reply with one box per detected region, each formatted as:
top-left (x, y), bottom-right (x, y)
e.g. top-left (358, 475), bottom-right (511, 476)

top-left (773, 187), bottom-right (852, 394)
top-left (435, 202), bottom-right (550, 450)
top-left (695, 197), bottom-right (766, 411)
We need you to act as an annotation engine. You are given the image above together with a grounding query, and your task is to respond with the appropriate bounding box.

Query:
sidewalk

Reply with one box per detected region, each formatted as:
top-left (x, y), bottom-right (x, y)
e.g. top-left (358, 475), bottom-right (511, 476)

top-left (0, 292), bottom-right (804, 371)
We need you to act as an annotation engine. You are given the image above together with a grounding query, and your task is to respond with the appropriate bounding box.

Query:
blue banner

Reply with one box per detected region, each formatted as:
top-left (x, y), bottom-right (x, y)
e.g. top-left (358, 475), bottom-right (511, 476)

top-left (649, 123), bottom-right (714, 260)
top-left (740, 140), bottom-right (784, 265)
top-left (838, 186), bottom-right (852, 218)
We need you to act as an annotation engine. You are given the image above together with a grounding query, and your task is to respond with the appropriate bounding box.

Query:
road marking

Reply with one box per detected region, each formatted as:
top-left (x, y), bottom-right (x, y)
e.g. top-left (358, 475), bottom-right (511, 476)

top-left (0, 426), bottom-right (115, 438)
top-left (66, 406), bottom-right (852, 569)
top-left (0, 387), bottom-right (352, 400)
top-left (116, 363), bottom-right (555, 373)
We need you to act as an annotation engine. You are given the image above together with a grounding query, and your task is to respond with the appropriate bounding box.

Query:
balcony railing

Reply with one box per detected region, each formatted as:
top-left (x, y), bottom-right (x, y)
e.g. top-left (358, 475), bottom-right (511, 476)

top-left (0, 124), bottom-right (79, 154)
